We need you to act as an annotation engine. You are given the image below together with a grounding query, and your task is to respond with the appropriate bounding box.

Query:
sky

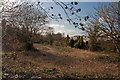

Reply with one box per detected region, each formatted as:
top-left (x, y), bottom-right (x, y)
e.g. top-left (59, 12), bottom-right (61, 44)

top-left (41, 2), bottom-right (110, 37)
top-left (3, 0), bottom-right (119, 37)
top-left (7, 0), bottom-right (120, 2)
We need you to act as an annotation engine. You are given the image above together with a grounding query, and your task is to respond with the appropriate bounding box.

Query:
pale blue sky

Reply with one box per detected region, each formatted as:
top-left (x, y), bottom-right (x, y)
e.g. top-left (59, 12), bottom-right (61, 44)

top-left (41, 2), bottom-right (112, 37)
top-left (5, 0), bottom-right (118, 37)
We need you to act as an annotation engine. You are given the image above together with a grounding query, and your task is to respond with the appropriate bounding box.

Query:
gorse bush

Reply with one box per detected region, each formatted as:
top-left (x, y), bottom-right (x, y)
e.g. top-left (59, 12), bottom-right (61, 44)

top-left (73, 36), bottom-right (84, 49)
top-left (66, 35), bottom-right (70, 42)
top-left (79, 36), bottom-right (84, 49)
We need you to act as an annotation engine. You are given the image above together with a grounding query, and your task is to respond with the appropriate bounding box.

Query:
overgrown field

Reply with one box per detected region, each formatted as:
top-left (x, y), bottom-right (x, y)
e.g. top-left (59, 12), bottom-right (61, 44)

top-left (2, 44), bottom-right (120, 79)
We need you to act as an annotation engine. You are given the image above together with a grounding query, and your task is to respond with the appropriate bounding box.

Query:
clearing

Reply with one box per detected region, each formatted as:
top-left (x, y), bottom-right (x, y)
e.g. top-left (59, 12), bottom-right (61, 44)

top-left (2, 44), bottom-right (120, 79)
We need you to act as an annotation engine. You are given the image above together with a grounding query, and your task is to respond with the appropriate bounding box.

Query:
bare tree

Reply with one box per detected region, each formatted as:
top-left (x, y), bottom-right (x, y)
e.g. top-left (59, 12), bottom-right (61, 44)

top-left (0, 0), bottom-right (90, 51)
top-left (85, 21), bottom-right (102, 51)
top-left (85, 2), bottom-right (120, 53)
top-left (1, 1), bottom-right (49, 51)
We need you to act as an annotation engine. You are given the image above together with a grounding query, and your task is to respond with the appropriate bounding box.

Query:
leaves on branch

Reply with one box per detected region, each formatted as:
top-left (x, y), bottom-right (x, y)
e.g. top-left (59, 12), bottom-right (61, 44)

top-left (75, 23), bottom-right (78, 26)
top-left (50, 7), bottom-right (53, 9)
top-left (80, 23), bottom-right (84, 26)
top-left (52, 14), bottom-right (54, 16)
top-left (75, 26), bottom-right (77, 28)
top-left (71, 2), bottom-right (78, 5)
top-left (73, 22), bottom-right (76, 25)
top-left (43, 20), bottom-right (45, 22)
top-left (60, 17), bottom-right (62, 19)
top-left (76, 8), bottom-right (81, 13)
top-left (71, 2), bottom-right (73, 5)
top-left (81, 27), bottom-right (85, 31)
top-left (38, 1), bottom-right (40, 4)
top-left (72, 12), bottom-right (74, 15)
top-left (85, 16), bottom-right (89, 21)
top-left (58, 14), bottom-right (61, 16)
top-left (85, 17), bottom-right (87, 21)
top-left (38, 16), bottom-right (41, 19)
top-left (67, 19), bottom-right (70, 23)
top-left (86, 16), bottom-right (89, 19)
top-left (65, 6), bottom-right (68, 9)
top-left (74, 2), bottom-right (78, 5)
top-left (70, 7), bottom-right (73, 10)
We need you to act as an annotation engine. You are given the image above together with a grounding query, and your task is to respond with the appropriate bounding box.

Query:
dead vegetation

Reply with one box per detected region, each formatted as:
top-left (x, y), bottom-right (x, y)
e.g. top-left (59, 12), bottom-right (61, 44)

top-left (2, 44), bottom-right (120, 79)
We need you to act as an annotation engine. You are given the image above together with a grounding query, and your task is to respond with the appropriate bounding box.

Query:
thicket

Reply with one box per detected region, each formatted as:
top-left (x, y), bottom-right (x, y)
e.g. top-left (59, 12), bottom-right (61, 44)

top-left (69, 36), bottom-right (85, 49)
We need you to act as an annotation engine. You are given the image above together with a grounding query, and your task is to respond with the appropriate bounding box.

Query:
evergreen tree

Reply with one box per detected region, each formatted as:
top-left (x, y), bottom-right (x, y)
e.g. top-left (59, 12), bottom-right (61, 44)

top-left (66, 35), bottom-right (70, 46)
top-left (70, 38), bottom-right (74, 47)
top-left (66, 35), bottom-right (70, 42)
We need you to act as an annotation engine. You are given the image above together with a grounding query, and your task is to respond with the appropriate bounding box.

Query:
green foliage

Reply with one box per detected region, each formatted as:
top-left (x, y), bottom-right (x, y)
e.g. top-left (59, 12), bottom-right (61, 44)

top-left (74, 36), bottom-right (84, 49)
top-left (74, 40), bottom-right (80, 48)
top-left (66, 35), bottom-right (70, 46)
top-left (79, 36), bottom-right (84, 49)
top-left (66, 35), bottom-right (70, 42)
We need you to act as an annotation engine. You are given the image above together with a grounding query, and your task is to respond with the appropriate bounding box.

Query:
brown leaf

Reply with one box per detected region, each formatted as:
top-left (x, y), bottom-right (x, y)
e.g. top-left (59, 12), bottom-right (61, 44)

top-left (38, 16), bottom-right (41, 19)
top-left (85, 16), bottom-right (89, 21)
top-left (70, 7), bottom-right (73, 10)
top-left (58, 14), bottom-right (61, 16)
top-left (85, 17), bottom-right (87, 21)
top-left (38, 1), bottom-right (40, 4)
top-left (80, 23), bottom-right (84, 26)
top-left (86, 16), bottom-right (89, 19)
top-left (81, 27), bottom-right (85, 31)
top-left (67, 19), bottom-right (70, 23)
top-left (75, 26), bottom-right (77, 28)
top-left (60, 17), bottom-right (62, 19)
top-left (73, 22), bottom-right (75, 25)
top-left (51, 7), bottom-right (53, 9)
top-left (71, 2), bottom-right (73, 5)
top-left (65, 6), bottom-right (68, 9)
top-left (72, 12), bottom-right (74, 15)
top-left (76, 10), bottom-right (78, 13)
top-left (77, 8), bottom-right (81, 12)
top-left (52, 14), bottom-right (54, 16)
top-left (74, 2), bottom-right (78, 5)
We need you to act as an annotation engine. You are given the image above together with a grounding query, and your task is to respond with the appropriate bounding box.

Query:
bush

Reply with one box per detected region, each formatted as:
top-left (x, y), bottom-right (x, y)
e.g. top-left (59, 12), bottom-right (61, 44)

top-left (79, 36), bottom-right (84, 49)
top-left (21, 43), bottom-right (36, 51)
top-left (74, 40), bottom-right (80, 48)
top-left (50, 39), bottom-right (53, 46)
top-left (74, 37), bottom-right (84, 49)
top-left (70, 38), bottom-right (74, 47)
